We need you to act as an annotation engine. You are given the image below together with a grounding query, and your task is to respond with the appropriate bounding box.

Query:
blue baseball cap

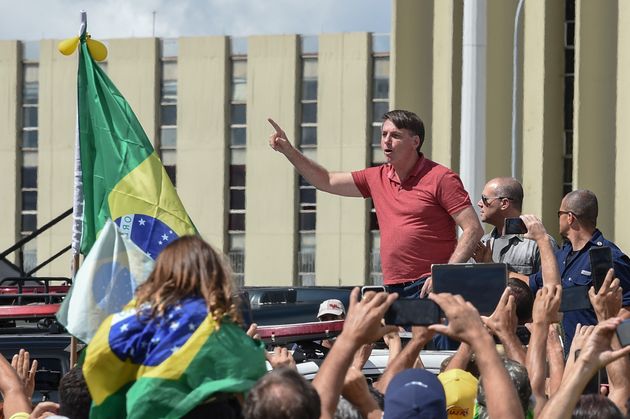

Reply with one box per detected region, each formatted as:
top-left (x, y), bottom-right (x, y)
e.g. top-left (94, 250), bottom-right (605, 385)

top-left (384, 368), bottom-right (447, 419)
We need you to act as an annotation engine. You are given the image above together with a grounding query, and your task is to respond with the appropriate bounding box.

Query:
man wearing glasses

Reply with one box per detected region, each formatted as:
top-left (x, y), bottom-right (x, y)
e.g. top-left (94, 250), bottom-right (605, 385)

top-left (474, 177), bottom-right (557, 279)
top-left (529, 189), bottom-right (630, 348)
top-left (268, 110), bottom-right (483, 299)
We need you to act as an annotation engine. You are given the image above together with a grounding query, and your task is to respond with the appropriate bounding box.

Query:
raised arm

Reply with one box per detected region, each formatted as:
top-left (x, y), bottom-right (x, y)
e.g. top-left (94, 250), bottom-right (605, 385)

top-left (526, 284), bottom-right (562, 416)
top-left (481, 288), bottom-right (527, 365)
top-left (429, 292), bottom-right (524, 419)
top-left (588, 269), bottom-right (630, 414)
top-left (448, 206), bottom-right (484, 263)
top-left (538, 318), bottom-right (630, 419)
top-left (373, 326), bottom-right (435, 394)
top-left (521, 215), bottom-right (560, 287)
top-left (312, 288), bottom-right (398, 419)
top-left (268, 118), bottom-right (362, 197)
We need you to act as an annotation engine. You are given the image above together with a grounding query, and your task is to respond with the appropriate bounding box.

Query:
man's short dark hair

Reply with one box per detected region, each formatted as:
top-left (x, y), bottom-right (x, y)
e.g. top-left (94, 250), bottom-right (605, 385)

top-left (564, 190), bottom-right (598, 228)
top-left (243, 368), bottom-right (320, 419)
top-left (507, 278), bottom-right (534, 324)
top-left (573, 394), bottom-right (623, 419)
top-left (382, 110), bottom-right (425, 153)
top-left (59, 366), bottom-right (92, 419)
top-left (494, 178), bottom-right (524, 212)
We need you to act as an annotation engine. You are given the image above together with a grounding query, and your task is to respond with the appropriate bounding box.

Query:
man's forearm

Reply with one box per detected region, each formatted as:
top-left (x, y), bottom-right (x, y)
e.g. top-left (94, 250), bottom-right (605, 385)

top-left (497, 332), bottom-right (526, 366)
top-left (374, 338), bottom-right (426, 394)
top-left (537, 237), bottom-right (560, 287)
top-left (526, 322), bottom-right (549, 415)
top-left (538, 361), bottom-right (595, 419)
top-left (471, 334), bottom-right (525, 419)
top-left (312, 335), bottom-right (358, 419)
top-left (449, 226), bottom-right (483, 263)
top-left (283, 147), bottom-right (333, 192)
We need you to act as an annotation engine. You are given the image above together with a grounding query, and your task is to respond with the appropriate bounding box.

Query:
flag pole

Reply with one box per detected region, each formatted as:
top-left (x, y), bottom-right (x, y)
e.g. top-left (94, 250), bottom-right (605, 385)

top-left (69, 10), bottom-right (88, 368)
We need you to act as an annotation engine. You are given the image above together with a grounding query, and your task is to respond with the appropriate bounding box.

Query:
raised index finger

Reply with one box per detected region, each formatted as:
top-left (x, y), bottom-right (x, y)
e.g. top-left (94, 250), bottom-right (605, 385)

top-left (267, 118), bottom-right (284, 134)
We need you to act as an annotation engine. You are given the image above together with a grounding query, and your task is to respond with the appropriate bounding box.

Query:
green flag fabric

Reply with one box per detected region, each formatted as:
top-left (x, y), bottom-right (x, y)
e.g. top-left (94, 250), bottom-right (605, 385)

top-left (77, 34), bottom-right (195, 257)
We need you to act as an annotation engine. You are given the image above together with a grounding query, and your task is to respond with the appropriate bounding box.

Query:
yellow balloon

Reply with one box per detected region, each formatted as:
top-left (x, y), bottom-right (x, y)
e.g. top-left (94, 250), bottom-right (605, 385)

top-left (58, 36), bottom-right (80, 56)
top-left (87, 38), bottom-right (108, 61)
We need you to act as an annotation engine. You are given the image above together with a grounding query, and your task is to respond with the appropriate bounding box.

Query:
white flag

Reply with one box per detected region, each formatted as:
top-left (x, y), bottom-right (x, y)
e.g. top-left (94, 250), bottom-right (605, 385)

top-left (57, 219), bottom-right (154, 343)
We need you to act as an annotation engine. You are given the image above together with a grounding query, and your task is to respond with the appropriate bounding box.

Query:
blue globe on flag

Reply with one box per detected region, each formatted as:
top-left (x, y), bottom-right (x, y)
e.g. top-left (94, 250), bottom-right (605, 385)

top-left (115, 214), bottom-right (179, 260)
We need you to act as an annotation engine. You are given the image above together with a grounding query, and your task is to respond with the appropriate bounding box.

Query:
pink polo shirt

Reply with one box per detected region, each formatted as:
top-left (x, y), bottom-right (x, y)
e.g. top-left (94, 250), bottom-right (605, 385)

top-left (352, 155), bottom-right (472, 284)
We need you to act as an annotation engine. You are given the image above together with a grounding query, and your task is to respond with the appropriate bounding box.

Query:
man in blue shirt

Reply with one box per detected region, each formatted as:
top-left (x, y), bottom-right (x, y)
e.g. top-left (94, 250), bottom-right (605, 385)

top-left (529, 190), bottom-right (630, 348)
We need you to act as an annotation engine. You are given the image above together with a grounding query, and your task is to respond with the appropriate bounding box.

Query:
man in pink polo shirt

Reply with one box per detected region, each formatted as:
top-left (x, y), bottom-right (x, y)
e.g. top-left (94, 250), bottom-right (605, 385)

top-left (268, 110), bottom-right (483, 299)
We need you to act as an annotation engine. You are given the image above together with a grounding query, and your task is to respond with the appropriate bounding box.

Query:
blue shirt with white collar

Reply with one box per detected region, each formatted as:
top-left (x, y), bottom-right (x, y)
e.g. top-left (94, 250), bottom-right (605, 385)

top-left (529, 229), bottom-right (630, 349)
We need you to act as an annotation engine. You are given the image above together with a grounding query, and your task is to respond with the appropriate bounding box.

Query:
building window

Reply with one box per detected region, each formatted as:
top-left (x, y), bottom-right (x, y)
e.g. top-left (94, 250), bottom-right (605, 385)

top-left (563, 0), bottom-right (575, 196)
top-left (20, 41), bottom-right (40, 272)
top-left (228, 38), bottom-right (248, 287)
top-left (297, 37), bottom-right (318, 286)
top-left (159, 39), bottom-right (177, 185)
top-left (368, 34), bottom-right (390, 286)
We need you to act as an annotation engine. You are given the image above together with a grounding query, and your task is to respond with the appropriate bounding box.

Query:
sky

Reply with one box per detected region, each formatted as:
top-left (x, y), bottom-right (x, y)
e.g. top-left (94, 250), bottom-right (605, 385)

top-left (0, 0), bottom-right (391, 40)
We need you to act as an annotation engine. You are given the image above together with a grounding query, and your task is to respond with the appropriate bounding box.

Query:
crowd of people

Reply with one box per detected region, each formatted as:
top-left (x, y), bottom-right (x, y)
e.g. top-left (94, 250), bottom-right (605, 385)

top-left (1, 109), bottom-right (630, 418)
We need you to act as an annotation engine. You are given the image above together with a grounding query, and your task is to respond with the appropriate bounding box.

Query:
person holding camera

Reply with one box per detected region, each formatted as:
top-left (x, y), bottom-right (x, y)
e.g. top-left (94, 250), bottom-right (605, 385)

top-left (474, 177), bottom-right (557, 279)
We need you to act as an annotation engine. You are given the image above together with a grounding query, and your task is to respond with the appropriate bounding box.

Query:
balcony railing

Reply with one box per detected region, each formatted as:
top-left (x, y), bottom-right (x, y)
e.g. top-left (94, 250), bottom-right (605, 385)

top-left (228, 250), bottom-right (245, 288)
top-left (298, 250), bottom-right (316, 286)
top-left (369, 250), bottom-right (383, 285)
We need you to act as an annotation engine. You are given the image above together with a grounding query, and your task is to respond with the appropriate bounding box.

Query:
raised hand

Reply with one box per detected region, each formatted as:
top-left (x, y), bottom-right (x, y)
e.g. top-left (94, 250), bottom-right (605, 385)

top-left (482, 287), bottom-right (518, 337)
top-left (532, 285), bottom-right (562, 325)
top-left (588, 269), bottom-right (622, 322)
top-left (268, 118), bottom-right (294, 155)
top-left (521, 214), bottom-right (548, 242)
top-left (11, 349), bottom-right (37, 401)
top-left (428, 292), bottom-right (488, 345)
top-left (265, 346), bottom-right (297, 370)
top-left (472, 240), bottom-right (493, 263)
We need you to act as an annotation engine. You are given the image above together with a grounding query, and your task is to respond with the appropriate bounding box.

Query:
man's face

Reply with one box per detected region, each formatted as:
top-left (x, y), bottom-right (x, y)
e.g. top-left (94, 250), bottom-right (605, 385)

top-left (478, 183), bottom-right (503, 225)
top-left (380, 119), bottom-right (420, 164)
top-left (318, 313), bottom-right (344, 322)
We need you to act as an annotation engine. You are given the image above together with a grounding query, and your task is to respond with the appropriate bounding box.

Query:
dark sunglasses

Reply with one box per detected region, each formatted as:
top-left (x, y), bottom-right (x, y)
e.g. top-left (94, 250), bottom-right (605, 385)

top-left (481, 195), bottom-right (512, 207)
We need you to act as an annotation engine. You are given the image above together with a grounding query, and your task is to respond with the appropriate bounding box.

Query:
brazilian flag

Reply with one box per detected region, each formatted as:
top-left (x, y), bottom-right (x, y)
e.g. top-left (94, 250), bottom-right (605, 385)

top-left (77, 31), bottom-right (195, 257)
top-left (83, 297), bottom-right (267, 418)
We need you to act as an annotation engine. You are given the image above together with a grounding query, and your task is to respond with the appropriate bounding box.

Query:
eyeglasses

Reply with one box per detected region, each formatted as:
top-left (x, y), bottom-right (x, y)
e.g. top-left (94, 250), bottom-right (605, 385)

top-left (557, 210), bottom-right (573, 218)
top-left (481, 195), bottom-right (512, 207)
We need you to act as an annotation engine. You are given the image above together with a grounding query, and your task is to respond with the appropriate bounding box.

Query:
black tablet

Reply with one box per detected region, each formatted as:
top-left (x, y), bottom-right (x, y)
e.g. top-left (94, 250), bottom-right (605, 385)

top-left (431, 263), bottom-right (508, 315)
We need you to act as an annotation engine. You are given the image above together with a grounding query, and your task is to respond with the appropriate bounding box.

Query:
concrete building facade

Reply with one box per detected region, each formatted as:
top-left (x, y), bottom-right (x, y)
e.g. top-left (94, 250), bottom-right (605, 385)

top-left (1, 0), bottom-right (628, 285)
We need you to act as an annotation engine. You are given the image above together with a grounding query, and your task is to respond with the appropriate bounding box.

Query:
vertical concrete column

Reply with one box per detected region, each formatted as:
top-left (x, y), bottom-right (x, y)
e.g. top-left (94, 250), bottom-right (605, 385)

top-left (615, 1), bottom-right (630, 251)
top-left (431, 0), bottom-right (462, 170)
top-left (107, 38), bottom-right (159, 147)
top-left (245, 35), bottom-right (298, 285)
top-left (390, 0), bottom-right (434, 156)
top-left (521, 1), bottom-right (564, 234)
top-left (485, 0), bottom-right (519, 181)
top-left (573, 0), bottom-right (617, 238)
top-left (38, 40), bottom-right (77, 275)
top-left (0, 42), bottom-right (19, 252)
top-left (177, 37), bottom-right (228, 249)
top-left (316, 33), bottom-right (370, 286)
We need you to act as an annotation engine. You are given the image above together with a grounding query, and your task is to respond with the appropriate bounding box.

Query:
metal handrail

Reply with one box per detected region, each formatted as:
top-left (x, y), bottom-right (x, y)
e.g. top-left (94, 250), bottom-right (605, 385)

top-left (0, 208), bottom-right (72, 277)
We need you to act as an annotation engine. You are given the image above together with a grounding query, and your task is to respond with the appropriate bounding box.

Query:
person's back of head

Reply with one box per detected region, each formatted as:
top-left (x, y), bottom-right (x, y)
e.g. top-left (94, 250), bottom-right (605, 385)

top-left (476, 358), bottom-right (531, 418)
top-left (183, 395), bottom-right (243, 419)
top-left (507, 278), bottom-right (534, 324)
top-left (563, 189), bottom-right (598, 229)
top-left (59, 366), bottom-right (92, 419)
top-left (134, 235), bottom-right (241, 324)
top-left (492, 177), bottom-right (524, 212)
top-left (572, 394), bottom-right (623, 419)
top-left (243, 368), bottom-right (320, 419)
